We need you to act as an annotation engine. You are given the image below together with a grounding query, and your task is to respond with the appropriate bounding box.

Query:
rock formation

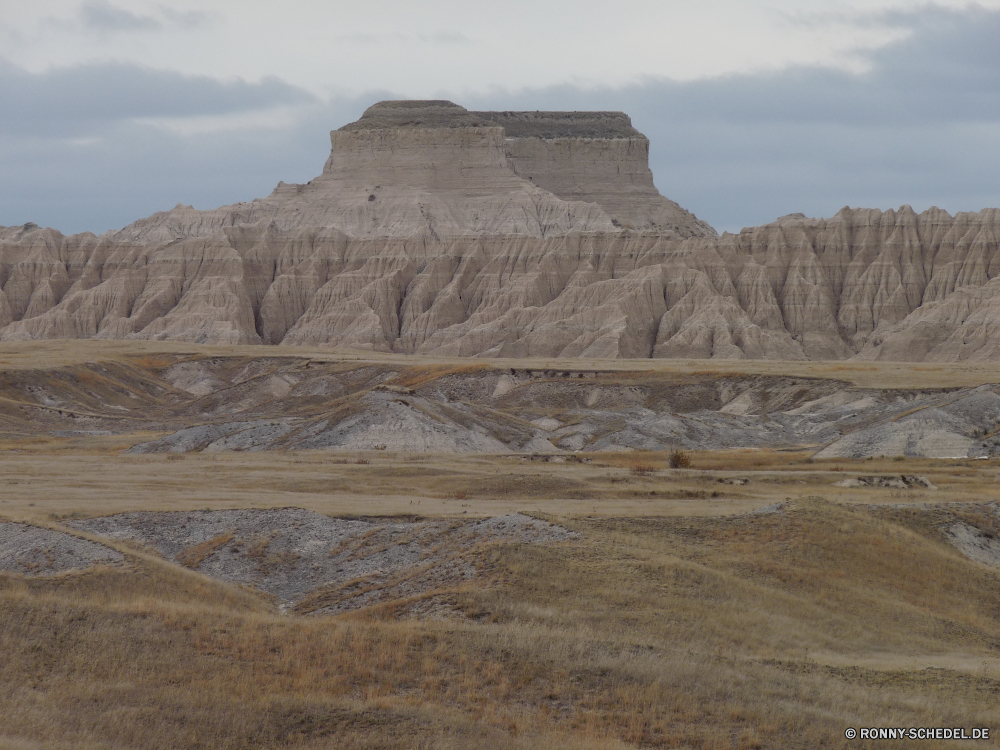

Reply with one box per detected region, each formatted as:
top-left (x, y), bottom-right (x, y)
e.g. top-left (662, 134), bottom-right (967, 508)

top-left (2, 100), bottom-right (1000, 361)
top-left (6, 353), bottom-right (1000, 458)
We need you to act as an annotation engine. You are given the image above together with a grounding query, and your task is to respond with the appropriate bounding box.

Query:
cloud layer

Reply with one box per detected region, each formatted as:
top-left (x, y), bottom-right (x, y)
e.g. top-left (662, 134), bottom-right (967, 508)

top-left (47, 1), bottom-right (210, 33)
top-left (2, 4), bottom-right (999, 235)
top-left (0, 60), bottom-right (314, 137)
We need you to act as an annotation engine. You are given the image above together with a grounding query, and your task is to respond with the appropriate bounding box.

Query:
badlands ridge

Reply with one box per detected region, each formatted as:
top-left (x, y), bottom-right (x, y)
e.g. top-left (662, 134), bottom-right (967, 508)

top-left (2, 99), bottom-right (1000, 361)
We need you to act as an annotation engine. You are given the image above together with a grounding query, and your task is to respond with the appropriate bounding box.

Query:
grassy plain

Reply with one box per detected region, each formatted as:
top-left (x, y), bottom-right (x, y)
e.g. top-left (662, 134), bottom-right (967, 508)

top-left (1, 342), bottom-right (1000, 748)
top-left (2, 338), bottom-right (1000, 388)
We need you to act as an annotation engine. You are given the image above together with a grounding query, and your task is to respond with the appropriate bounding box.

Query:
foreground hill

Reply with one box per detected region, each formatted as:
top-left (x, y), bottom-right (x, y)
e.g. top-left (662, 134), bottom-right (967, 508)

top-left (3, 100), bottom-right (1000, 361)
top-left (1, 454), bottom-right (999, 747)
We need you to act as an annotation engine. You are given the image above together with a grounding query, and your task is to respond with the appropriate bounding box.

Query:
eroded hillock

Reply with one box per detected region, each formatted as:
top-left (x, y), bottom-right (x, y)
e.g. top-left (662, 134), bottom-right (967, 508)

top-left (3, 349), bottom-right (1000, 458)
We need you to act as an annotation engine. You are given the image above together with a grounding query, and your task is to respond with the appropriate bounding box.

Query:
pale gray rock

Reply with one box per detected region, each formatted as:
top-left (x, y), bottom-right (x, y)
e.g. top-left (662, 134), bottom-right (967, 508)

top-left (69, 509), bottom-right (576, 610)
top-left (0, 522), bottom-right (124, 575)
top-left (946, 522), bottom-right (1000, 569)
top-left (3, 103), bottom-right (1000, 361)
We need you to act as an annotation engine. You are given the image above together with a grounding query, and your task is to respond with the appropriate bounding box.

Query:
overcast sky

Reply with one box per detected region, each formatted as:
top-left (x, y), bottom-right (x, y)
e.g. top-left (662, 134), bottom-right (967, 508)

top-left (2, 1), bottom-right (999, 235)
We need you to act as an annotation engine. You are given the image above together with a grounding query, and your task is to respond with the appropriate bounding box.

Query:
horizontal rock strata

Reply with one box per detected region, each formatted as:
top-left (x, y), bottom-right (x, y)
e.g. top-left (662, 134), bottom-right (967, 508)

top-left (2, 100), bottom-right (1000, 361)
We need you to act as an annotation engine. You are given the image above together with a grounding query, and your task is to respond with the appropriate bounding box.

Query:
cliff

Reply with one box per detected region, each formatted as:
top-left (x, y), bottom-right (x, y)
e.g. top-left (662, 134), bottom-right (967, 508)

top-left (2, 100), bottom-right (999, 361)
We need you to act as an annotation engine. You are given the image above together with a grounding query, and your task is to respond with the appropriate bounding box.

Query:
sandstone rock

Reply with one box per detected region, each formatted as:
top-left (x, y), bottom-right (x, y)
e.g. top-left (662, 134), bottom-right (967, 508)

top-left (3, 101), bottom-right (1000, 360)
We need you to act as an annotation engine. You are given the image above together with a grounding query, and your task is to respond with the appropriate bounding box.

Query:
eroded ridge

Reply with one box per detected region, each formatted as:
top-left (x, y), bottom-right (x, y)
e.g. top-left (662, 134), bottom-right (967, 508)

top-left (0, 522), bottom-right (123, 575)
top-left (1, 101), bottom-right (1000, 361)
top-left (4, 352), bottom-right (1000, 458)
top-left (69, 510), bottom-right (576, 613)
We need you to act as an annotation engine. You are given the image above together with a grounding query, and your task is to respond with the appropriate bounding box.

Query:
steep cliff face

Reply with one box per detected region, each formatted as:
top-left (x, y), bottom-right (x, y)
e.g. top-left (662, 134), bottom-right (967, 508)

top-left (2, 100), bottom-right (1000, 360)
top-left (333, 100), bottom-right (715, 238)
top-left (504, 136), bottom-right (711, 235)
top-left (116, 115), bottom-right (617, 244)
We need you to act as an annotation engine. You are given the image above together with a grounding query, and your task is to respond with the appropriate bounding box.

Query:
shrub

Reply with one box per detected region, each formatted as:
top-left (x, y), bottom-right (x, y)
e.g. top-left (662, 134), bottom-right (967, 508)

top-left (669, 449), bottom-right (691, 469)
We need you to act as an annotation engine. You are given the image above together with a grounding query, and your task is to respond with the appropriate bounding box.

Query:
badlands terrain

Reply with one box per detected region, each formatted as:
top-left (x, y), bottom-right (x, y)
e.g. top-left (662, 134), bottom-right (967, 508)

top-left (2, 99), bottom-right (1000, 748)
top-left (1, 341), bottom-right (1000, 460)
top-left (2, 99), bottom-right (1000, 362)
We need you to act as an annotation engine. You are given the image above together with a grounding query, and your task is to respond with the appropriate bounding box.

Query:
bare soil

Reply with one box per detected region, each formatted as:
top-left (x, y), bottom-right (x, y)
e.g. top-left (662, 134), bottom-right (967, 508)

top-left (68, 509), bottom-right (575, 611)
top-left (2, 341), bottom-right (1000, 458)
top-left (0, 521), bottom-right (124, 575)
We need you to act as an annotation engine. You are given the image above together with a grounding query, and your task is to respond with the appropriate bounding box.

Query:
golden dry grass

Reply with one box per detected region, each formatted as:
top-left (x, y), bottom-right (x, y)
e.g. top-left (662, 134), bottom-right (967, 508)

top-left (2, 342), bottom-right (1000, 747)
top-left (2, 339), bottom-right (1000, 388)
top-left (3, 445), bottom-right (1000, 524)
top-left (177, 532), bottom-right (236, 569)
top-left (1, 496), bottom-right (999, 748)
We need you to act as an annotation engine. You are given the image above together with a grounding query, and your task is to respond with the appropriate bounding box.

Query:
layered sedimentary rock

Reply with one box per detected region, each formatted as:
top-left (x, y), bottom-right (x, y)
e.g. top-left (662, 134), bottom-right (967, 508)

top-left (338, 100), bottom-right (713, 235)
top-left (2, 100), bottom-right (1000, 361)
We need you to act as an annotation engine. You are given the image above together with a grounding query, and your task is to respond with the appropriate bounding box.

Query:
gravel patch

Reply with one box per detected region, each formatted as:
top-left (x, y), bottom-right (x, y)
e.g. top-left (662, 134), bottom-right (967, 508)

top-left (0, 522), bottom-right (124, 576)
top-left (834, 475), bottom-right (936, 489)
top-left (946, 522), bottom-right (1000, 569)
top-left (127, 419), bottom-right (298, 453)
top-left (70, 509), bottom-right (576, 612)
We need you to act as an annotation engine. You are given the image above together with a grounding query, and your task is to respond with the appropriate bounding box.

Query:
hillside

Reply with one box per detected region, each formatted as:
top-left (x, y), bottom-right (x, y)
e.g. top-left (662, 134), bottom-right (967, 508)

top-left (2, 445), bottom-right (999, 748)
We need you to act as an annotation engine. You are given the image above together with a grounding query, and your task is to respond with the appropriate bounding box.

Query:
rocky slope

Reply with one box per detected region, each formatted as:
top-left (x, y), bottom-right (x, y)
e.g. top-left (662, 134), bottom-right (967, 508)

top-left (2, 100), bottom-right (1000, 361)
top-left (4, 353), bottom-right (1000, 458)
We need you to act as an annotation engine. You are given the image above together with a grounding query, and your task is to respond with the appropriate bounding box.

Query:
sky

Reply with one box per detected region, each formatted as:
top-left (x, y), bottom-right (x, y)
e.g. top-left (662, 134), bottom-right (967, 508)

top-left (2, 0), bottom-right (1000, 235)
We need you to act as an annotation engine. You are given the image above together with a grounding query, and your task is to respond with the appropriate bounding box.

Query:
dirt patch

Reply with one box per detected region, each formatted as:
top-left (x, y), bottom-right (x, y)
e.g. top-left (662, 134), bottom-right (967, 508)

top-left (0, 522), bottom-right (124, 575)
top-left (69, 509), bottom-right (576, 612)
top-left (945, 522), bottom-right (1000, 568)
top-left (834, 475), bottom-right (936, 489)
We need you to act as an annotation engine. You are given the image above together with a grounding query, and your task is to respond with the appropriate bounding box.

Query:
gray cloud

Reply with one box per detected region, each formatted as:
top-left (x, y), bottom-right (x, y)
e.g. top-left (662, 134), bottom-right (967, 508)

top-left (78, 1), bottom-right (161, 31)
top-left (335, 31), bottom-right (470, 45)
top-left (418, 31), bottom-right (470, 44)
top-left (46, 1), bottom-right (211, 33)
top-left (0, 94), bottom-right (378, 235)
top-left (0, 59), bottom-right (316, 137)
top-left (463, 5), bottom-right (1000, 231)
top-left (3, 5), bottom-right (1000, 236)
top-left (158, 7), bottom-right (211, 30)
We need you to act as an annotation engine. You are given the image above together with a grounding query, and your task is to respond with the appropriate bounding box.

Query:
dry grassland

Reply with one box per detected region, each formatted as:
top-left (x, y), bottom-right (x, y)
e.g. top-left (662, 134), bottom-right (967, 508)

top-left (2, 442), bottom-right (998, 520)
top-left (2, 446), bottom-right (1000, 748)
top-left (2, 342), bottom-right (1000, 748)
top-left (1, 339), bottom-right (999, 388)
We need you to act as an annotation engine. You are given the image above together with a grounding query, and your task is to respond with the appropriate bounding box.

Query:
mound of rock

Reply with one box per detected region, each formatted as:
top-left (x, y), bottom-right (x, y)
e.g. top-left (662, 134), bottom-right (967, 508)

top-left (7, 354), bottom-right (994, 459)
top-left (834, 475), bottom-right (936, 490)
top-left (69, 509), bottom-right (576, 612)
top-left (816, 386), bottom-right (1000, 459)
top-left (126, 419), bottom-right (300, 454)
top-left (945, 522), bottom-right (1000, 568)
top-left (0, 522), bottom-right (124, 575)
